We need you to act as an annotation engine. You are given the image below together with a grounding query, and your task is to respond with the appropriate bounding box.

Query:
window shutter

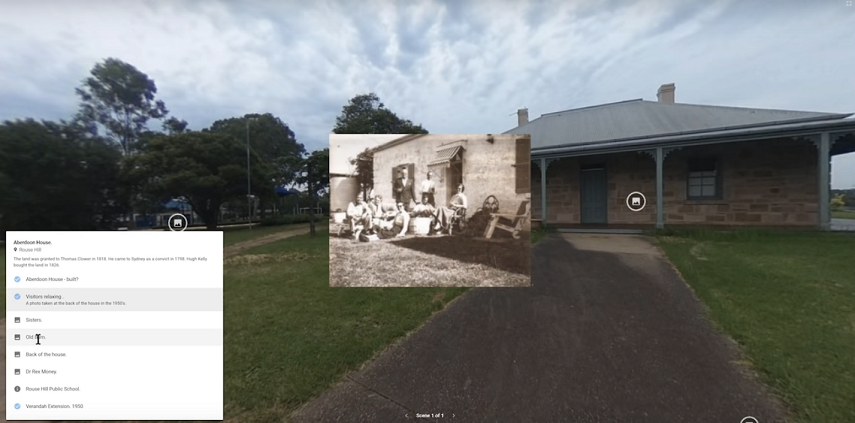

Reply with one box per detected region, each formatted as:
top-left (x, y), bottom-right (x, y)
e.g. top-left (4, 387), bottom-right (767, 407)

top-left (391, 167), bottom-right (398, 199)
top-left (515, 138), bottom-right (531, 194)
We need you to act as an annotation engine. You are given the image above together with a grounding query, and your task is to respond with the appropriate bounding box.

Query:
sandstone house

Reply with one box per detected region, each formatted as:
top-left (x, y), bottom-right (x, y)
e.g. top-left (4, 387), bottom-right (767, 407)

top-left (505, 83), bottom-right (855, 230)
top-left (369, 133), bottom-right (532, 231)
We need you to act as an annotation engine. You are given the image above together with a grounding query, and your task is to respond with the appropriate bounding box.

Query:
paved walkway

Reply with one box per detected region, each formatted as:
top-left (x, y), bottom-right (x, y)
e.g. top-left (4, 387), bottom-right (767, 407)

top-left (831, 218), bottom-right (855, 231)
top-left (291, 234), bottom-right (786, 423)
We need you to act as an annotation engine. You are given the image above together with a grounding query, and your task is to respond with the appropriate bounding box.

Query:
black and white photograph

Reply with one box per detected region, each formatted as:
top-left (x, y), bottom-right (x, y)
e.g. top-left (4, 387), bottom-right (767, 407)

top-left (329, 134), bottom-right (532, 287)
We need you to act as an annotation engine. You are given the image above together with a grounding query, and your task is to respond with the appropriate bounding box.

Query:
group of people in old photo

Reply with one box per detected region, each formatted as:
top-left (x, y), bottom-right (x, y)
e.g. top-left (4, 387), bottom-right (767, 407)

top-left (344, 168), bottom-right (468, 240)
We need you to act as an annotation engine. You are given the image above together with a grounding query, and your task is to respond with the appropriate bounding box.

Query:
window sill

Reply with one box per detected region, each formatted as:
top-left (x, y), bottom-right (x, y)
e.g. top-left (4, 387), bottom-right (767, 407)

top-left (684, 199), bottom-right (726, 205)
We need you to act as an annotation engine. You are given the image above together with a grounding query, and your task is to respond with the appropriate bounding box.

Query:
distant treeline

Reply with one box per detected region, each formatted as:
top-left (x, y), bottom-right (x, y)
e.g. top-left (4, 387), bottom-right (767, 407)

top-left (831, 189), bottom-right (855, 207)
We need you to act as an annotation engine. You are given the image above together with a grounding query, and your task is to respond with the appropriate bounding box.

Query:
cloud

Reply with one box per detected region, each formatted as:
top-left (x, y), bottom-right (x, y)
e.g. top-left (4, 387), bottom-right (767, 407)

top-left (1, 0), bottom-right (853, 186)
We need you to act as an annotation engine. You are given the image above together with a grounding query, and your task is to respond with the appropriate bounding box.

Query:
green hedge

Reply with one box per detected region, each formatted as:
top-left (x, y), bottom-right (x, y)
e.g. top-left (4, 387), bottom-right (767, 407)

top-left (260, 214), bottom-right (327, 227)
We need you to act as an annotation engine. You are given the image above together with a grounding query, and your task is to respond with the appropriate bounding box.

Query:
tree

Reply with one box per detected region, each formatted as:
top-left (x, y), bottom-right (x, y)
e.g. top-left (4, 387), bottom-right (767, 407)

top-left (0, 119), bottom-right (124, 235)
top-left (125, 132), bottom-right (272, 230)
top-left (350, 148), bottom-right (374, 201)
top-left (333, 93), bottom-right (429, 134)
top-left (333, 93), bottom-right (428, 199)
top-left (74, 58), bottom-right (171, 155)
top-left (162, 116), bottom-right (189, 135)
top-left (297, 148), bottom-right (330, 197)
top-left (292, 148), bottom-right (330, 236)
top-left (206, 113), bottom-right (306, 218)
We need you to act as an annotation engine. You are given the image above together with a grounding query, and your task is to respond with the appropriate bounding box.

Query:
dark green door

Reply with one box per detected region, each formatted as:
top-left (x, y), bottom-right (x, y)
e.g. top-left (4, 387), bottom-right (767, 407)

top-left (580, 166), bottom-right (607, 224)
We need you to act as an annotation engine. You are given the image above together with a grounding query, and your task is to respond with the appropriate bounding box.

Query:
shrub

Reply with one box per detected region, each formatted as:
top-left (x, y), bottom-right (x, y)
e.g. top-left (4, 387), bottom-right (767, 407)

top-left (831, 194), bottom-right (846, 211)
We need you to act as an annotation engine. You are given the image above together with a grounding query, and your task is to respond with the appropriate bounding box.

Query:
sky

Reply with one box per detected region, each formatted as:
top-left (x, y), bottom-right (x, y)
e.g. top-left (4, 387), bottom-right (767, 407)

top-left (329, 134), bottom-right (399, 175)
top-left (1, 0), bottom-right (854, 187)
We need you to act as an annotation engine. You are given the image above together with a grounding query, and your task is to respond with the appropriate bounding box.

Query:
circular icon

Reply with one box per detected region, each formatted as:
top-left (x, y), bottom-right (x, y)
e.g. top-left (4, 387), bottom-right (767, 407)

top-left (740, 417), bottom-right (759, 423)
top-left (14, 386), bottom-right (20, 392)
top-left (626, 191), bottom-right (647, 212)
top-left (14, 276), bottom-right (21, 282)
top-left (14, 293), bottom-right (21, 300)
top-left (14, 403), bottom-right (20, 409)
top-left (168, 213), bottom-right (189, 232)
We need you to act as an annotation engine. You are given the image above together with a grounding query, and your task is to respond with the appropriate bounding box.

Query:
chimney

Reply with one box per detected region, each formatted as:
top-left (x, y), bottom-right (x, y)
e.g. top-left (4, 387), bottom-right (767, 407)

top-left (517, 108), bottom-right (529, 126)
top-left (657, 83), bottom-right (675, 103)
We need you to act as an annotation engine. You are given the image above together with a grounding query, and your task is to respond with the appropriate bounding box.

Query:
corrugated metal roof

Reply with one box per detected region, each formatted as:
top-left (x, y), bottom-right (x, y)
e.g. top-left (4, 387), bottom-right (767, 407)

top-left (532, 117), bottom-right (855, 158)
top-left (428, 146), bottom-right (463, 166)
top-left (504, 99), bottom-right (852, 151)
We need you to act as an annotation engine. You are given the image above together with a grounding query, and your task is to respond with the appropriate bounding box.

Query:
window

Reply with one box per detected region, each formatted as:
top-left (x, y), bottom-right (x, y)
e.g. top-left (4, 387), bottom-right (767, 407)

top-left (515, 138), bottom-right (531, 194)
top-left (687, 157), bottom-right (720, 200)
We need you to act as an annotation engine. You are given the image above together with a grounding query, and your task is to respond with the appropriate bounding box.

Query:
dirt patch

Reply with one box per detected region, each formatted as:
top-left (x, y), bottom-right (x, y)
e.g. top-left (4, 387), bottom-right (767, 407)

top-left (390, 235), bottom-right (530, 276)
top-left (224, 226), bottom-right (328, 258)
top-left (225, 252), bottom-right (312, 265)
top-left (689, 243), bottom-right (710, 261)
top-left (329, 236), bottom-right (530, 287)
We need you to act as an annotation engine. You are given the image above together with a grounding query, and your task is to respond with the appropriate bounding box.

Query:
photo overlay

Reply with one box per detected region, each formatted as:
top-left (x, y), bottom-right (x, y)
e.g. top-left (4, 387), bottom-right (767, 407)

top-left (329, 134), bottom-right (532, 287)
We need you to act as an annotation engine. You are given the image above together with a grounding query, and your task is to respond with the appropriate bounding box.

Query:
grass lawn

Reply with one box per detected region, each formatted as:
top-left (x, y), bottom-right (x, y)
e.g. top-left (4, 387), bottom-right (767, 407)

top-left (531, 225), bottom-right (558, 244)
top-left (831, 210), bottom-right (855, 220)
top-left (657, 230), bottom-right (855, 423)
top-left (329, 233), bottom-right (530, 287)
top-left (222, 222), bottom-right (327, 247)
top-left (222, 233), bottom-right (467, 422)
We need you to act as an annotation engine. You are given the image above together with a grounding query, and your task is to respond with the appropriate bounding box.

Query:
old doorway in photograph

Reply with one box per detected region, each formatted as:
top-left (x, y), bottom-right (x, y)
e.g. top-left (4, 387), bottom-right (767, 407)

top-left (428, 145), bottom-right (465, 205)
top-left (446, 160), bottom-right (463, 203)
top-left (580, 164), bottom-right (607, 224)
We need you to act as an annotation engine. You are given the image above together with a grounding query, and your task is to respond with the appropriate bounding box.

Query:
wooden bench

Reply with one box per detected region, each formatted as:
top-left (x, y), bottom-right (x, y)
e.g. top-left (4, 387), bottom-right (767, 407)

top-left (484, 200), bottom-right (531, 240)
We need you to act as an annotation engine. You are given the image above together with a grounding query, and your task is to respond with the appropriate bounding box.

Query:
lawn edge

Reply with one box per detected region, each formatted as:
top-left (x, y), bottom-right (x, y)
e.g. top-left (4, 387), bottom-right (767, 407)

top-left (652, 235), bottom-right (801, 423)
top-left (286, 288), bottom-right (471, 419)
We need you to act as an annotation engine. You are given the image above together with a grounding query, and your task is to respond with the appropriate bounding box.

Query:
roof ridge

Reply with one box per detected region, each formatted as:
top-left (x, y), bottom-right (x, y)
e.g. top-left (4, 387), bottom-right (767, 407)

top-left (541, 98), bottom-right (644, 117)
top-left (638, 99), bottom-right (839, 115)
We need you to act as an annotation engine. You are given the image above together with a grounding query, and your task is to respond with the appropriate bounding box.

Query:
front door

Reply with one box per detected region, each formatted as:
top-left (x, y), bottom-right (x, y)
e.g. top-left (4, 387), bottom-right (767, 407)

top-left (580, 166), bottom-right (607, 224)
top-left (446, 160), bottom-right (463, 204)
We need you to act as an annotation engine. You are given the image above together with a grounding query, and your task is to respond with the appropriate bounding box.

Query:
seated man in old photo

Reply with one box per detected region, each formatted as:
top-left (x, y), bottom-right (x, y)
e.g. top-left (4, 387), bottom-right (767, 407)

top-left (377, 202), bottom-right (410, 239)
top-left (371, 195), bottom-right (398, 229)
top-left (346, 196), bottom-right (373, 239)
top-left (434, 183), bottom-right (468, 234)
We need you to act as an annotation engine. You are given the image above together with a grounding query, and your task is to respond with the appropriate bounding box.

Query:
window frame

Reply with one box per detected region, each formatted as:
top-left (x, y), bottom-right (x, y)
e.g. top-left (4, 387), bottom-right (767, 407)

top-left (685, 156), bottom-right (722, 201)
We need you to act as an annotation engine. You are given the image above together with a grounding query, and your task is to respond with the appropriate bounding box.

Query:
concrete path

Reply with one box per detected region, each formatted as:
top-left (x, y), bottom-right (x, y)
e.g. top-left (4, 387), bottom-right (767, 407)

top-left (831, 218), bottom-right (855, 231)
top-left (2, 224), bottom-right (323, 423)
top-left (290, 233), bottom-right (786, 423)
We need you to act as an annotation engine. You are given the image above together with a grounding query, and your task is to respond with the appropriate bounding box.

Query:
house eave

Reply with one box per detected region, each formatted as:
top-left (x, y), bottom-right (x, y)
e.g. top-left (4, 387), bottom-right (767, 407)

top-left (531, 116), bottom-right (855, 159)
top-left (369, 133), bottom-right (428, 154)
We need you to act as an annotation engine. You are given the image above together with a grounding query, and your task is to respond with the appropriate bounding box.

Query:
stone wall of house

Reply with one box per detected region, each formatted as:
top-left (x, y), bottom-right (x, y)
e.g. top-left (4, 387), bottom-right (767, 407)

top-left (373, 134), bottom-right (531, 230)
top-left (532, 137), bottom-right (819, 226)
top-left (531, 157), bottom-right (582, 223)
